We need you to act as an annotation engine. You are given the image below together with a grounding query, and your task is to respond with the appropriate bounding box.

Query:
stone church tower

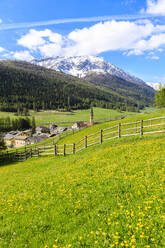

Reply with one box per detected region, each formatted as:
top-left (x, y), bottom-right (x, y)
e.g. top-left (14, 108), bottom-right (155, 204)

top-left (90, 106), bottom-right (94, 126)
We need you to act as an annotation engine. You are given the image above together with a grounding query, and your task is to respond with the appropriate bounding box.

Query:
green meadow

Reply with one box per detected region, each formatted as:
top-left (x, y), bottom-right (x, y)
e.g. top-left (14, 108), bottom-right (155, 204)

top-left (0, 108), bottom-right (165, 248)
top-left (57, 108), bottom-right (165, 145)
top-left (0, 107), bottom-right (154, 126)
top-left (0, 136), bottom-right (165, 247)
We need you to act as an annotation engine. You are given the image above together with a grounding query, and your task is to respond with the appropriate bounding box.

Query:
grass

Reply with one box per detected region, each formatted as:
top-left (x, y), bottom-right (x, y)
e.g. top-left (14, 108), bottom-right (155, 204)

top-left (2, 107), bottom-right (164, 154)
top-left (0, 133), bottom-right (164, 248)
top-left (0, 107), bottom-right (148, 126)
top-left (57, 108), bottom-right (165, 145)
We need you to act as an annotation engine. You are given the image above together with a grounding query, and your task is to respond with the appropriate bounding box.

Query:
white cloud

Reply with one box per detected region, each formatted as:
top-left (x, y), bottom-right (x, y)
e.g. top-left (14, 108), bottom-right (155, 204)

top-left (17, 21), bottom-right (156, 57)
top-left (11, 51), bottom-right (34, 61)
top-left (17, 29), bottom-right (63, 53)
top-left (64, 20), bottom-right (154, 56)
top-left (151, 55), bottom-right (160, 59)
top-left (18, 29), bottom-right (48, 50)
top-left (146, 0), bottom-right (165, 15)
top-left (0, 46), bottom-right (5, 53)
top-left (15, 18), bottom-right (165, 59)
top-left (0, 14), bottom-right (160, 31)
top-left (129, 33), bottom-right (165, 55)
top-left (0, 19), bottom-right (2, 24)
top-left (39, 43), bottom-right (63, 57)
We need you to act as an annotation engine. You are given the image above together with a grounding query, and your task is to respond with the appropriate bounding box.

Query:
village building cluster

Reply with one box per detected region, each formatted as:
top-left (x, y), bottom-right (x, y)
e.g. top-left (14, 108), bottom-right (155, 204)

top-left (3, 121), bottom-right (91, 148)
top-left (3, 107), bottom-right (94, 149)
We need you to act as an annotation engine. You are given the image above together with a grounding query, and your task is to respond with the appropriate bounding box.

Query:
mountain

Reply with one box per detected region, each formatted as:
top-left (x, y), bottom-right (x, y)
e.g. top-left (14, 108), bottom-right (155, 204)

top-left (83, 72), bottom-right (154, 102)
top-left (0, 60), bottom-right (149, 113)
top-left (32, 55), bottom-right (146, 86)
top-left (32, 55), bottom-right (155, 110)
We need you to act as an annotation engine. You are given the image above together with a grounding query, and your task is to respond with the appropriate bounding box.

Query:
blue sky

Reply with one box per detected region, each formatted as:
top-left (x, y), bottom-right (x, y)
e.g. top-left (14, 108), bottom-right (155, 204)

top-left (1, 0), bottom-right (165, 83)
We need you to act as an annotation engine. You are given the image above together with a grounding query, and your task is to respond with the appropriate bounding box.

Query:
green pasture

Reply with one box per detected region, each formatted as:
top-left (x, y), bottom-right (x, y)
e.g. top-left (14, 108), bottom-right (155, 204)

top-left (0, 133), bottom-right (164, 248)
top-left (57, 108), bottom-right (165, 145)
top-left (0, 107), bottom-right (156, 126)
top-left (1, 107), bottom-right (163, 154)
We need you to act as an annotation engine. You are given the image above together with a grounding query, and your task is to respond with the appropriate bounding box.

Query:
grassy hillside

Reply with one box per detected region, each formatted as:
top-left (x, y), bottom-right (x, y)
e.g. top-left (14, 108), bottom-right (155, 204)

top-left (84, 72), bottom-right (155, 102)
top-left (57, 108), bottom-right (165, 145)
top-left (0, 107), bottom-right (161, 152)
top-left (0, 134), bottom-right (164, 248)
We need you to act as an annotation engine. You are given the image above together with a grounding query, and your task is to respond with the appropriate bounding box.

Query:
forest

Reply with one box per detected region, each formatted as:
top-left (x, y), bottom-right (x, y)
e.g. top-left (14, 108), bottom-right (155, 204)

top-left (0, 60), bottom-right (154, 113)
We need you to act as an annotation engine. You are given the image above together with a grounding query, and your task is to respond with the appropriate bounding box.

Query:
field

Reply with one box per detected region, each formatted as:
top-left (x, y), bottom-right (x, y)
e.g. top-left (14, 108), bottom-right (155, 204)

top-left (1, 107), bottom-right (164, 154)
top-left (0, 107), bottom-right (154, 126)
top-left (0, 108), bottom-right (165, 248)
top-left (0, 132), bottom-right (165, 248)
top-left (57, 108), bottom-right (165, 145)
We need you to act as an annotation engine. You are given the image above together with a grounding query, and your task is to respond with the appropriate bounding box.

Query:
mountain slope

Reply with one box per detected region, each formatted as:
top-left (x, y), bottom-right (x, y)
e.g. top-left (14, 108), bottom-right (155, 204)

top-left (33, 55), bottom-right (146, 85)
top-left (84, 72), bottom-right (154, 101)
top-left (0, 60), bottom-right (147, 112)
top-left (33, 56), bottom-right (155, 109)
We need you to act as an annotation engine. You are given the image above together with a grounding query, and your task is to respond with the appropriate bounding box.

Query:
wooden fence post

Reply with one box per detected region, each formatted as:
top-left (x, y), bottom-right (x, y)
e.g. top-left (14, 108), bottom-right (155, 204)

top-left (25, 150), bottom-right (27, 160)
top-left (38, 148), bottom-right (40, 157)
top-left (73, 143), bottom-right (75, 154)
top-left (100, 130), bottom-right (103, 144)
top-left (16, 149), bottom-right (18, 160)
top-left (30, 149), bottom-right (32, 158)
top-left (54, 144), bottom-right (57, 156)
top-left (141, 120), bottom-right (143, 136)
top-left (118, 123), bottom-right (121, 138)
top-left (63, 144), bottom-right (66, 156)
top-left (85, 136), bottom-right (87, 148)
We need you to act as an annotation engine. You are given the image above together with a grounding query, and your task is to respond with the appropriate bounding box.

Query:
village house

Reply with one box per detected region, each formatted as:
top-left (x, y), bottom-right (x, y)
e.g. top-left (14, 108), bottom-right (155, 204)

top-left (36, 126), bottom-right (50, 134)
top-left (72, 107), bottom-right (94, 130)
top-left (49, 126), bottom-right (68, 137)
top-left (4, 131), bottom-right (20, 148)
top-left (14, 136), bottom-right (30, 148)
top-left (28, 134), bottom-right (49, 144)
top-left (49, 124), bottom-right (58, 133)
top-left (72, 121), bottom-right (88, 130)
top-left (19, 130), bottom-right (32, 137)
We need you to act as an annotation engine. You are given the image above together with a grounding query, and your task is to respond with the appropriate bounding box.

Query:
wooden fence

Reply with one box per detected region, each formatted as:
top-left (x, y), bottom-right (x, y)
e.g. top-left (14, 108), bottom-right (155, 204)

top-left (1, 116), bottom-right (165, 164)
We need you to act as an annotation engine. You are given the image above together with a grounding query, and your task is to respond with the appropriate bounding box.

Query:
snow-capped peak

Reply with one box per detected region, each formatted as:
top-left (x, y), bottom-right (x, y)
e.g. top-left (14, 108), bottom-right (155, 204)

top-left (146, 82), bottom-right (164, 90)
top-left (32, 55), bottom-right (145, 85)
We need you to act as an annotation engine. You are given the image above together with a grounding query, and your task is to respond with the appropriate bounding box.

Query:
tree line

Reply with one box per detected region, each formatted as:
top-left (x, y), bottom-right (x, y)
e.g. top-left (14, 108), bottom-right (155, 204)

top-left (0, 117), bottom-right (36, 132)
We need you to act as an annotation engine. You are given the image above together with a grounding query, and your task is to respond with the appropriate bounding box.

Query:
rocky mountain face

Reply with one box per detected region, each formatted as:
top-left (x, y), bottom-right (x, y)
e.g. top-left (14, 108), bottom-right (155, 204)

top-left (32, 55), bottom-right (146, 86)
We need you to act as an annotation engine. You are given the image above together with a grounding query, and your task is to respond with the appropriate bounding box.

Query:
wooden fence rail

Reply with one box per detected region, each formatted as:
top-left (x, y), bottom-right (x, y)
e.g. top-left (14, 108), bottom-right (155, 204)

top-left (1, 116), bottom-right (165, 164)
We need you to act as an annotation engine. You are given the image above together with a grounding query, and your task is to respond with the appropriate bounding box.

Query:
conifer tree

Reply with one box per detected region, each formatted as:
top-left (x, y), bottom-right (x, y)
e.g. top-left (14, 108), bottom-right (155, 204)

top-left (31, 117), bottom-right (36, 134)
